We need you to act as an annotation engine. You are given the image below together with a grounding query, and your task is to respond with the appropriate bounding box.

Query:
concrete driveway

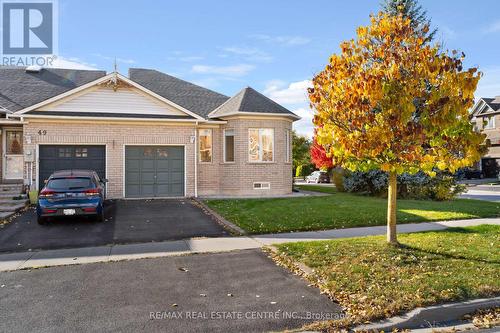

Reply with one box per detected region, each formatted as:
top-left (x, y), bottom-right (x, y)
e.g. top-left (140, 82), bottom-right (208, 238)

top-left (0, 250), bottom-right (342, 332)
top-left (0, 199), bottom-right (229, 253)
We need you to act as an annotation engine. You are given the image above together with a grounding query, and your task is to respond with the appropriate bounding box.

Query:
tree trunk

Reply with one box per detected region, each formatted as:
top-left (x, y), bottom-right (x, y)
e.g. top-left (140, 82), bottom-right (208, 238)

top-left (387, 171), bottom-right (398, 244)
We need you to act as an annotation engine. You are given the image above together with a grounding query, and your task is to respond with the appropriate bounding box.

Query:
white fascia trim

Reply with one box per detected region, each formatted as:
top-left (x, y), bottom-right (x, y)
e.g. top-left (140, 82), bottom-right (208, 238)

top-left (10, 113), bottom-right (227, 124)
top-left (9, 114), bottom-right (227, 125)
top-left (12, 72), bottom-right (206, 121)
top-left (211, 111), bottom-right (301, 120)
top-left (10, 114), bottom-right (202, 123)
top-left (0, 120), bottom-right (26, 124)
top-left (470, 99), bottom-right (484, 116)
top-left (0, 105), bottom-right (11, 113)
top-left (471, 98), bottom-right (496, 117)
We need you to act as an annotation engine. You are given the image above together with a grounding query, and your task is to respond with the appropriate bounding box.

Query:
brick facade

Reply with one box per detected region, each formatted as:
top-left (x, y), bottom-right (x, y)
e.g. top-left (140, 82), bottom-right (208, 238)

top-left (22, 117), bottom-right (293, 198)
top-left (198, 117), bottom-right (293, 196)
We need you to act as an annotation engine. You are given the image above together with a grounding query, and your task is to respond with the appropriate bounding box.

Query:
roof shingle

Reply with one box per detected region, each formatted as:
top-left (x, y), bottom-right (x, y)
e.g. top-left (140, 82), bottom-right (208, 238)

top-left (129, 68), bottom-right (229, 119)
top-left (0, 67), bottom-right (106, 112)
top-left (209, 86), bottom-right (296, 118)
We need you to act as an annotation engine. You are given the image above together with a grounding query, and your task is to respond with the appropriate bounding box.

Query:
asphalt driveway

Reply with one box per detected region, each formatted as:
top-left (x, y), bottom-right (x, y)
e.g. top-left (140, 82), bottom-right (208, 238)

top-left (0, 199), bottom-right (229, 253)
top-left (0, 249), bottom-right (342, 333)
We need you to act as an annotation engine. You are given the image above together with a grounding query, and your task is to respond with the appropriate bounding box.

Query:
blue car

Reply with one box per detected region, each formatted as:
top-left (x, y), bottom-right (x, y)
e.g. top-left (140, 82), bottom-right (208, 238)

top-left (37, 170), bottom-right (107, 225)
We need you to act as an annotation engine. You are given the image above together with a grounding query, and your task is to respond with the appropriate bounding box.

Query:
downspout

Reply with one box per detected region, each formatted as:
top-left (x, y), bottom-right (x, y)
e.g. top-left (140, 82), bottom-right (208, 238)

top-left (194, 121), bottom-right (198, 198)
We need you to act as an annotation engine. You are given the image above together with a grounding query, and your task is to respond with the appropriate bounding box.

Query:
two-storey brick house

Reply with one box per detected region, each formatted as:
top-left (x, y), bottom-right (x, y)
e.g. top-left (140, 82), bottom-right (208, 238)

top-left (470, 97), bottom-right (500, 178)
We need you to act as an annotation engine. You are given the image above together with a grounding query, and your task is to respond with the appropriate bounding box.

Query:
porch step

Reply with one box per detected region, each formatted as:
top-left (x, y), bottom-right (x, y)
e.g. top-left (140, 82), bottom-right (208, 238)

top-left (0, 182), bottom-right (23, 188)
top-left (0, 202), bottom-right (27, 212)
top-left (0, 198), bottom-right (28, 204)
top-left (0, 187), bottom-right (23, 193)
top-left (0, 192), bottom-right (24, 198)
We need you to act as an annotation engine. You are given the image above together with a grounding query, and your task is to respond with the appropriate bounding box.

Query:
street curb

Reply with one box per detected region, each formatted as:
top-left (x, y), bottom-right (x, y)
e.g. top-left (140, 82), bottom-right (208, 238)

top-left (353, 296), bottom-right (500, 331)
top-left (192, 198), bottom-right (247, 236)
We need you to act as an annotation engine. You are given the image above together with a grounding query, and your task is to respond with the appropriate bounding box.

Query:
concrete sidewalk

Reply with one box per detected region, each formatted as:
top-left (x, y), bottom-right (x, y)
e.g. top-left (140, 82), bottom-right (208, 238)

top-left (1, 217), bottom-right (499, 272)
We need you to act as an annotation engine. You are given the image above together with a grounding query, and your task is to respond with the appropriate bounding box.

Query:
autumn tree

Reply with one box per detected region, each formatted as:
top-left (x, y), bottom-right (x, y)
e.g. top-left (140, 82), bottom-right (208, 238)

top-left (309, 13), bottom-right (484, 244)
top-left (310, 136), bottom-right (334, 170)
top-left (381, 0), bottom-right (437, 42)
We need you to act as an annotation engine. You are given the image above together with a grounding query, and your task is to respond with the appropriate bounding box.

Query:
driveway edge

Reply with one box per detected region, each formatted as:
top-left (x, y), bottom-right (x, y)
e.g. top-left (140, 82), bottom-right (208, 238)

top-left (1, 218), bottom-right (499, 272)
top-left (353, 296), bottom-right (500, 331)
top-left (192, 198), bottom-right (247, 235)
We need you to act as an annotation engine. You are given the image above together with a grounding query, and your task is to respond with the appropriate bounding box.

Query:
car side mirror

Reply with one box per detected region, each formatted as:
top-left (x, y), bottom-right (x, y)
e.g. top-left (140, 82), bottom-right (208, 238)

top-left (102, 178), bottom-right (109, 183)
top-left (44, 179), bottom-right (48, 184)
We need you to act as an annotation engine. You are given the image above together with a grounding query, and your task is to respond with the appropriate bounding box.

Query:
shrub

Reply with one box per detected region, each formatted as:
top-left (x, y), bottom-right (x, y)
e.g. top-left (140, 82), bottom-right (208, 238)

top-left (295, 164), bottom-right (314, 178)
top-left (343, 170), bottom-right (466, 200)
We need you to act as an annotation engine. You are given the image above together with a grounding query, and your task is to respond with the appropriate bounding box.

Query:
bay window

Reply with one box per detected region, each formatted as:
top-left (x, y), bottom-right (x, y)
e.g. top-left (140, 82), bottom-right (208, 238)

top-left (248, 128), bottom-right (274, 162)
top-left (285, 129), bottom-right (291, 163)
top-left (224, 129), bottom-right (235, 163)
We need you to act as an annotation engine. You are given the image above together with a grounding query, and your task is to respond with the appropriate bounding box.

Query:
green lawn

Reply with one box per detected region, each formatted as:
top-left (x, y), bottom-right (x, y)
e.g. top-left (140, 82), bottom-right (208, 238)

top-left (273, 225), bottom-right (500, 330)
top-left (205, 185), bottom-right (500, 234)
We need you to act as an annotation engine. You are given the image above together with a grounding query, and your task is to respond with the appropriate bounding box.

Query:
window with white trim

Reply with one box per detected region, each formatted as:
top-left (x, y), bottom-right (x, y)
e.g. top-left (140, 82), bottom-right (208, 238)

top-left (484, 116), bottom-right (496, 129)
top-left (248, 128), bottom-right (274, 162)
top-left (285, 130), bottom-right (291, 163)
top-left (224, 129), bottom-right (235, 163)
top-left (199, 129), bottom-right (212, 163)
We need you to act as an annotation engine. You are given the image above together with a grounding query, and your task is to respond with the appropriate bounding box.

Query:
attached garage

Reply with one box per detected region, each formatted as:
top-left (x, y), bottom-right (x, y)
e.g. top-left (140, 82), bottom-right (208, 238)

top-left (38, 145), bottom-right (106, 189)
top-left (125, 146), bottom-right (185, 198)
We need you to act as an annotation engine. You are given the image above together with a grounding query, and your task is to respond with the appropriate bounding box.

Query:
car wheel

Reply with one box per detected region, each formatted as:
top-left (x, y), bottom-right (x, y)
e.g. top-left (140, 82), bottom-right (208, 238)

top-left (96, 208), bottom-right (105, 222)
top-left (37, 216), bottom-right (47, 225)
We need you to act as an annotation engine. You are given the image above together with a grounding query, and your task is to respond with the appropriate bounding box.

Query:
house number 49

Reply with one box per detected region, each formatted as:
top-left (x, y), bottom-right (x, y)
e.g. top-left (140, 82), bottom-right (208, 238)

top-left (38, 130), bottom-right (47, 136)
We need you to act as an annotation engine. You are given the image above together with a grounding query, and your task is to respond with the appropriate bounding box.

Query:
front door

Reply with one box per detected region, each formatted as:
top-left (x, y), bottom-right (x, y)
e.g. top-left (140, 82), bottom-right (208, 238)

top-left (3, 129), bottom-right (24, 179)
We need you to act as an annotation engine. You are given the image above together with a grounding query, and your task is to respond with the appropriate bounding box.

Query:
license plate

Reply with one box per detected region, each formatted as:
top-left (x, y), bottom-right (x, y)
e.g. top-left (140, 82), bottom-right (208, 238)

top-left (63, 209), bottom-right (76, 215)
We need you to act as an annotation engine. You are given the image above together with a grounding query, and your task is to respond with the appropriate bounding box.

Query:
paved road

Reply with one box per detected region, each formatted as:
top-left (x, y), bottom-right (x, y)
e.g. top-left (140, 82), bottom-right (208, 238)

top-left (460, 189), bottom-right (500, 202)
top-left (0, 199), bottom-right (228, 253)
top-left (0, 250), bottom-right (341, 333)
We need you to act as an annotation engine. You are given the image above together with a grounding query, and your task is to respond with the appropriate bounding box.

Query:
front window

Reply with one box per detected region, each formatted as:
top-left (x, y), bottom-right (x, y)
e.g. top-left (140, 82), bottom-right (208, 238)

top-left (249, 128), bottom-right (274, 162)
top-left (285, 130), bottom-right (291, 163)
top-left (484, 116), bottom-right (496, 129)
top-left (6, 130), bottom-right (23, 155)
top-left (224, 129), bottom-right (235, 163)
top-left (199, 129), bottom-right (212, 163)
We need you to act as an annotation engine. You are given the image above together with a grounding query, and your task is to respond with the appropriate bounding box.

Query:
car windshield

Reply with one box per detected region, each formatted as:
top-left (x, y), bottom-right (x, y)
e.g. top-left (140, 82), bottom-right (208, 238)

top-left (47, 177), bottom-right (93, 190)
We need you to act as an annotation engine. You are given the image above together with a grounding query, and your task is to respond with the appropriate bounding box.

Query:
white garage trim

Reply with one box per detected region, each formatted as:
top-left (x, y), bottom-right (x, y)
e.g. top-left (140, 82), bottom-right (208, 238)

top-left (122, 144), bottom-right (187, 199)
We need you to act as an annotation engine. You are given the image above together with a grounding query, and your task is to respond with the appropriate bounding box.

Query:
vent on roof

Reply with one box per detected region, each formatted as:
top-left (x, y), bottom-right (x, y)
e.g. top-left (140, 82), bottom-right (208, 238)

top-left (26, 65), bottom-right (43, 73)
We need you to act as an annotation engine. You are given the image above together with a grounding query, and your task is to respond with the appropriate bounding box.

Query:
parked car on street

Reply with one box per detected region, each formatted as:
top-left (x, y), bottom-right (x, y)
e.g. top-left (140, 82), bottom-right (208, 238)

top-left (305, 171), bottom-right (330, 183)
top-left (36, 170), bottom-right (107, 224)
top-left (463, 168), bottom-right (484, 180)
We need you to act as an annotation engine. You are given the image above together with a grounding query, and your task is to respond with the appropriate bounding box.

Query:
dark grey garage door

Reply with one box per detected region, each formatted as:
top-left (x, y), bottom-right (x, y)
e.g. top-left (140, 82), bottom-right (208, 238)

top-left (125, 146), bottom-right (184, 198)
top-left (38, 145), bottom-right (106, 189)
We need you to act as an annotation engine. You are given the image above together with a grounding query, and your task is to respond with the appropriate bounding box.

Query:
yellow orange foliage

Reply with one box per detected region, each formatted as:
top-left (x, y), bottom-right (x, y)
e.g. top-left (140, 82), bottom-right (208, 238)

top-left (309, 13), bottom-right (485, 176)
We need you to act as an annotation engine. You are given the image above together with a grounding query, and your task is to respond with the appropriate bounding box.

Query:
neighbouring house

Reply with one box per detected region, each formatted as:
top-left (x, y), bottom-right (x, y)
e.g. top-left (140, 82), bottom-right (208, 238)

top-left (470, 97), bottom-right (500, 177)
top-left (0, 66), bottom-right (299, 198)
